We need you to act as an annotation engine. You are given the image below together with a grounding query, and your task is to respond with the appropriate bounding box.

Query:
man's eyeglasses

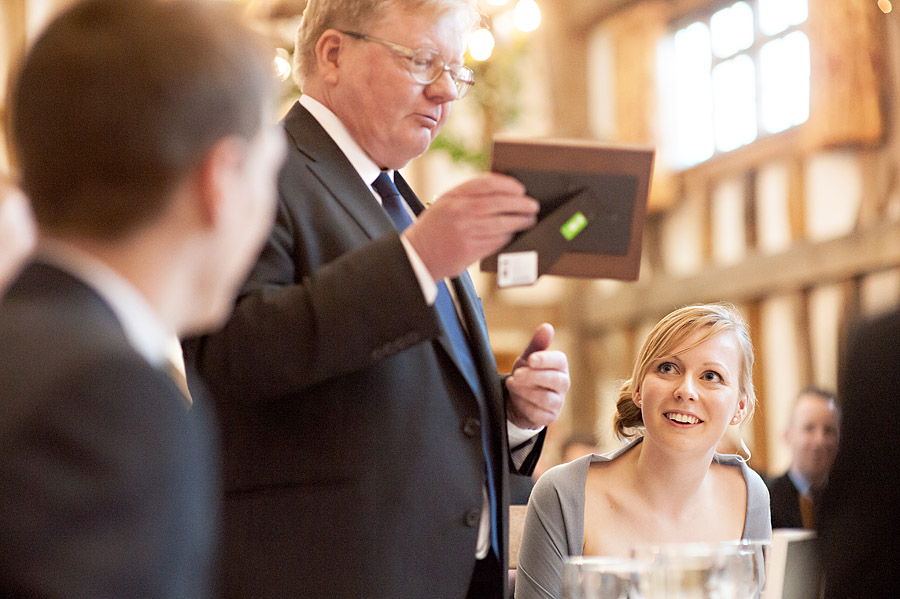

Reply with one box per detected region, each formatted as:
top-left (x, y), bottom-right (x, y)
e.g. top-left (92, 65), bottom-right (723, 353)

top-left (340, 31), bottom-right (474, 99)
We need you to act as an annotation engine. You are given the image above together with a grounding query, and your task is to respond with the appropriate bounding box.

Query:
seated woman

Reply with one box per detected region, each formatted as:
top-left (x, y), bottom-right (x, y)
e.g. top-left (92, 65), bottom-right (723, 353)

top-left (515, 303), bottom-right (771, 599)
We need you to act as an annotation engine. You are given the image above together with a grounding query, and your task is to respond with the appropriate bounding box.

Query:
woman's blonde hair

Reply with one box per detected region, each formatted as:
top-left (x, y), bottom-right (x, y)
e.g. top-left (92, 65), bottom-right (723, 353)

top-left (613, 303), bottom-right (756, 441)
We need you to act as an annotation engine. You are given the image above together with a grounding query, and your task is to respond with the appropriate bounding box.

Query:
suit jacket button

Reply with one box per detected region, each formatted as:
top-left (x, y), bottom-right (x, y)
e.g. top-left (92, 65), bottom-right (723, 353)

top-left (462, 418), bottom-right (481, 437)
top-left (464, 508), bottom-right (481, 527)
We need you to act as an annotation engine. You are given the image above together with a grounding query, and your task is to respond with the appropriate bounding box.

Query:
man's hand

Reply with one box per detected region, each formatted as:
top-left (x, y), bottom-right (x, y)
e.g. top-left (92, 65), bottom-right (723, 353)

top-left (402, 173), bottom-right (538, 282)
top-left (506, 323), bottom-right (569, 430)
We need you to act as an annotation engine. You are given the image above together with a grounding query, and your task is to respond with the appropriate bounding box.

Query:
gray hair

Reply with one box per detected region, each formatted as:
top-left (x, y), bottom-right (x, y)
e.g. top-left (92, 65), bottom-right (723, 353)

top-left (293, 0), bottom-right (480, 87)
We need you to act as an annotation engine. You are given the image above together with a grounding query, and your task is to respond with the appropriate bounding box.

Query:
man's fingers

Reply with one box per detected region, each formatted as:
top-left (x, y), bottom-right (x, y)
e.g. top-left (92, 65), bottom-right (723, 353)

top-left (519, 324), bottom-right (555, 363)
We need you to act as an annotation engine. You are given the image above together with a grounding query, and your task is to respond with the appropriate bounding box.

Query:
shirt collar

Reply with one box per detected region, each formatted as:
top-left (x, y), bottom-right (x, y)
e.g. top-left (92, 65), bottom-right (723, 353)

top-left (36, 239), bottom-right (174, 368)
top-left (299, 95), bottom-right (388, 193)
top-left (788, 467), bottom-right (813, 495)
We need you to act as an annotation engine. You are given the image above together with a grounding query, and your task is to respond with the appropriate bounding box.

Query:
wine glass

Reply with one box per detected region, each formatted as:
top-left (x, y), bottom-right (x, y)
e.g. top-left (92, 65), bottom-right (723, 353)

top-left (562, 556), bottom-right (651, 599)
top-left (633, 541), bottom-right (740, 599)
top-left (720, 539), bottom-right (770, 599)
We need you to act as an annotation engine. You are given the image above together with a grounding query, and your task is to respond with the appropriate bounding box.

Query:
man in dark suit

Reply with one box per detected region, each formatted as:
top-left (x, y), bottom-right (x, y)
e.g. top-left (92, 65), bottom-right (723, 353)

top-left (183, 1), bottom-right (570, 597)
top-left (0, 1), bottom-right (286, 596)
top-left (818, 311), bottom-right (900, 598)
top-left (766, 387), bottom-right (840, 529)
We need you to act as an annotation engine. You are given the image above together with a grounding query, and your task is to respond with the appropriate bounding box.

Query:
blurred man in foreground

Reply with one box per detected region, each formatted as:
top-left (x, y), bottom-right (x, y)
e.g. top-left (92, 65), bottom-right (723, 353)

top-left (0, 1), bottom-right (285, 596)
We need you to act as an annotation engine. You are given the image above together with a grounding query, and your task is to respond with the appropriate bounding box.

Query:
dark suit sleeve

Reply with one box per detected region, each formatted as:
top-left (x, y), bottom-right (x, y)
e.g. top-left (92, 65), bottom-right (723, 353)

top-left (185, 182), bottom-right (446, 405)
top-left (0, 355), bottom-right (216, 599)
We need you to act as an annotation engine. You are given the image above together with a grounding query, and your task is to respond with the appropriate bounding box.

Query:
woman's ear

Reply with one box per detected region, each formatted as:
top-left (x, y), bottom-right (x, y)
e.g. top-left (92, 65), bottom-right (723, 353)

top-left (633, 389), bottom-right (642, 409)
top-left (731, 394), bottom-right (749, 425)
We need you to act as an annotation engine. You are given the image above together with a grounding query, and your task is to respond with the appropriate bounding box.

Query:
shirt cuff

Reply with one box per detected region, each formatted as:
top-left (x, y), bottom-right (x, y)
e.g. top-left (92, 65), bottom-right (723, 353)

top-left (400, 236), bottom-right (437, 305)
top-left (508, 420), bottom-right (543, 448)
top-left (507, 420), bottom-right (543, 469)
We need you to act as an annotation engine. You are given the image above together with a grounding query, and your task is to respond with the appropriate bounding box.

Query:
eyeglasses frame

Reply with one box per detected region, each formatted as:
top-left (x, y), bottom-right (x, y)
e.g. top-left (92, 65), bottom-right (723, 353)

top-left (339, 30), bottom-right (475, 99)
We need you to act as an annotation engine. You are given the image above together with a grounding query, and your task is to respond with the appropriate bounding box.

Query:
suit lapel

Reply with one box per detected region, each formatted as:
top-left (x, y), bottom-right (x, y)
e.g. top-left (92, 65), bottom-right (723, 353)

top-left (282, 102), bottom-right (396, 241)
top-left (284, 103), bottom-right (497, 409)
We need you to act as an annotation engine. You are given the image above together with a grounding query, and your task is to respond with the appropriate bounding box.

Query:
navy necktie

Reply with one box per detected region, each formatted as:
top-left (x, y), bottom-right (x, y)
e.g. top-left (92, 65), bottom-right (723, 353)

top-left (372, 172), bottom-right (499, 553)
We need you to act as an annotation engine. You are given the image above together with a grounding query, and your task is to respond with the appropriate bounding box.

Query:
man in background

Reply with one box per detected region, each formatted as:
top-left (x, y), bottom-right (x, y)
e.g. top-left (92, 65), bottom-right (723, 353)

top-left (183, 0), bottom-right (570, 597)
top-left (0, 1), bottom-right (285, 596)
top-left (767, 386), bottom-right (841, 529)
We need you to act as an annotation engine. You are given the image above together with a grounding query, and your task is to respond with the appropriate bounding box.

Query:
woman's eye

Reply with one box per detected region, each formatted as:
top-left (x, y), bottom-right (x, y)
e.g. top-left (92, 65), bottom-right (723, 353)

top-left (702, 371), bottom-right (723, 383)
top-left (657, 361), bottom-right (677, 374)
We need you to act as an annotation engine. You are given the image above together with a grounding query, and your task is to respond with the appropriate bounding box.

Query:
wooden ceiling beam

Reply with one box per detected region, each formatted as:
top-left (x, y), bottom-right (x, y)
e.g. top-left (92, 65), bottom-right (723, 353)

top-left (584, 220), bottom-right (900, 331)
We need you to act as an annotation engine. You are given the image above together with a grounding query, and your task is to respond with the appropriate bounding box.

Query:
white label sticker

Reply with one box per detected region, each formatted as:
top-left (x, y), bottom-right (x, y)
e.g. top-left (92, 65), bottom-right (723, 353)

top-left (497, 251), bottom-right (538, 287)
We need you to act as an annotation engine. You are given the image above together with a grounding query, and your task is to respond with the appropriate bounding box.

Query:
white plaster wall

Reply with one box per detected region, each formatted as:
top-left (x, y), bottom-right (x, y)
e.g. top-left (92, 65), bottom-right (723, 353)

top-left (808, 284), bottom-right (843, 392)
top-left (587, 25), bottom-right (618, 141)
top-left (860, 268), bottom-right (900, 317)
top-left (761, 294), bottom-right (802, 475)
top-left (805, 152), bottom-right (863, 242)
top-left (593, 328), bottom-right (635, 451)
top-left (660, 187), bottom-right (705, 277)
top-left (756, 162), bottom-right (792, 254)
top-left (711, 177), bottom-right (747, 266)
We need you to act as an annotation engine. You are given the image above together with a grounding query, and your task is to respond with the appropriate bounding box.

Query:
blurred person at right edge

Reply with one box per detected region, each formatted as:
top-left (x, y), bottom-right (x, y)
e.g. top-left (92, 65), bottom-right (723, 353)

top-left (0, 0), bottom-right (285, 595)
top-left (818, 311), bottom-right (900, 598)
top-left (766, 386), bottom-right (840, 530)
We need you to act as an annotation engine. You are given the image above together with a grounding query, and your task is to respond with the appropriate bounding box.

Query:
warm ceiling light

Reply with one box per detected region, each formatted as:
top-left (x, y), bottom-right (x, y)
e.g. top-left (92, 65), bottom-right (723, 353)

top-left (468, 28), bottom-right (495, 61)
top-left (878, 0), bottom-right (892, 13)
top-left (274, 48), bottom-right (292, 81)
top-left (513, 0), bottom-right (541, 33)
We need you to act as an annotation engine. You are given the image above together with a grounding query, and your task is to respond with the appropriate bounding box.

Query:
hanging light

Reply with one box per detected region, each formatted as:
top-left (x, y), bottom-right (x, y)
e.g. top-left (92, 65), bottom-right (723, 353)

top-left (513, 0), bottom-right (541, 33)
top-left (468, 28), bottom-right (496, 61)
top-left (878, 0), bottom-right (892, 13)
top-left (274, 47), bottom-right (292, 81)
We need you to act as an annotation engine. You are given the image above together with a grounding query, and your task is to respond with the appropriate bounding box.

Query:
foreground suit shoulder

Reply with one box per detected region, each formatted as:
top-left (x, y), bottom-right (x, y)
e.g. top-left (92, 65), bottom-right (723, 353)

top-left (0, 265), bottom-right (218, 599)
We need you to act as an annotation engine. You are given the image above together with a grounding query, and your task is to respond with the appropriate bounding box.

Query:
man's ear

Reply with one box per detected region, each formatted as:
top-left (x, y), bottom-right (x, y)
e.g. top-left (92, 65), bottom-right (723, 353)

top-left (315, 29), bottom-right (345, 85)
top-left (195, 136), bottom-right (246, 227)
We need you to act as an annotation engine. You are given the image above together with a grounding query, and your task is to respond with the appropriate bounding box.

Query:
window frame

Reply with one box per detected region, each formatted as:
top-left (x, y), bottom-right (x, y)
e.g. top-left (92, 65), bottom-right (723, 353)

top-left (664, 0), bottom-right (810, 170)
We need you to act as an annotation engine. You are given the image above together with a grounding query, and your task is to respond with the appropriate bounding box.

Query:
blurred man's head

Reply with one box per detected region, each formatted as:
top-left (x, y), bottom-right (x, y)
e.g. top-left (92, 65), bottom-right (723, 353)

top-left (785, 387), bottom-right (841, 489)
top-left (10, 0), bottom-right (286, 333)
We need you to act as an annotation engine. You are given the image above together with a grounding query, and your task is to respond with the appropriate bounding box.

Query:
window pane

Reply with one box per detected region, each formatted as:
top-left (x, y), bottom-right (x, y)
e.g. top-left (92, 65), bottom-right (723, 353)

top-left (673, 22), bottom-right (714, 166)
top-left (759, 0), bottom-right (808, 36)
top-left (712, 54), bottom-right (757, 152)
top-left (760, 31), bottom-right (810, 133)
top-left (710, 2), bottom-right (754, 59)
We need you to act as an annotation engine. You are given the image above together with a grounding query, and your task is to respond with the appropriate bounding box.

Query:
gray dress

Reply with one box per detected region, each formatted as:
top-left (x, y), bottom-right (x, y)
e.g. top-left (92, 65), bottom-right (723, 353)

top-left (515, 437), bottom-right (772, 599)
